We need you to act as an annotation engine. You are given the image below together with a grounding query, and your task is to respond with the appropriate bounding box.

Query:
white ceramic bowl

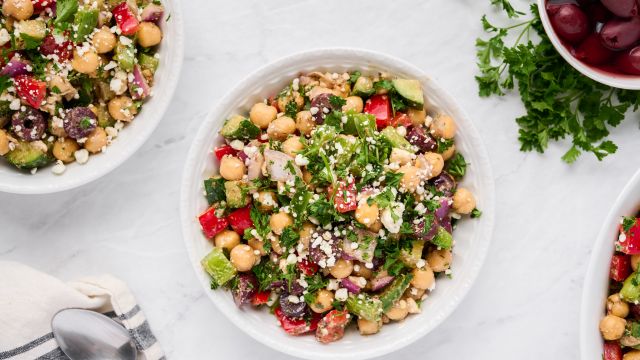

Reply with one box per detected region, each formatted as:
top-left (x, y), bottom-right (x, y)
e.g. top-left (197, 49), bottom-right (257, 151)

top-left (180, 48), bottom-right (495, 360)
top-left (537, 0), bottom-right (640, 90)
top-left (581, 169), bottom-right (640, 359)
top-left (0, 3), bottom-right (184, 194)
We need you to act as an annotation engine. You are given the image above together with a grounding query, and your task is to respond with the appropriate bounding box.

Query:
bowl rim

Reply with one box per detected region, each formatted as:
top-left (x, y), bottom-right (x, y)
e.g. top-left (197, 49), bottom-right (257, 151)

top-left (0, 0), bottom-right (185, 195)
top-left (536, 0), bottom-right (640, 90)
top-left (179, 47), bottom-right (496, 359)
top-left (580, 168), bottom-right (640, 359)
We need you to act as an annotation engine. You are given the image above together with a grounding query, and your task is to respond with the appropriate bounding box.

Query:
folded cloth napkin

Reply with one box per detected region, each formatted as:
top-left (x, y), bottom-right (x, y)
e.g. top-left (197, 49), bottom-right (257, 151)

top-left (0, 262), bottom-right (164, 360)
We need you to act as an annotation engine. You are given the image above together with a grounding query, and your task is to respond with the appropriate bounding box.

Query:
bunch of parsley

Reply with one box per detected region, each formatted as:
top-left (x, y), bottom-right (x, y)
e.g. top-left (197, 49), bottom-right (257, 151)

top-left (476, 1), bottom-right (640, 163)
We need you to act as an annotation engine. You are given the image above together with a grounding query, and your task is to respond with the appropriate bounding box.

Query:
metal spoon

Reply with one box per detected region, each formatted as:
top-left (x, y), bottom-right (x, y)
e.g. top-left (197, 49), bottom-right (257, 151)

top-left (51, 308), bottom-right (137, 360)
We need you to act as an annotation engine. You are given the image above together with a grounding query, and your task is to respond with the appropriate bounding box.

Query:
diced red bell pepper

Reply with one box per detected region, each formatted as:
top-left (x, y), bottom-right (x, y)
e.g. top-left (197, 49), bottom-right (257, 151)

top-left (14, 75), bottom-right (47, 109)
top-left (603, 341), bottom-right (622, 360)
top-left (390, 112), bottom-right (412, 127)
top-left (39, 34), bottom-right (73, 62)
top-left (112, 2), bottom-right (140, 36)
top-left (32, 0), bottom-right (56, 14)
top-left (251, 291), bottom-right (270, 306)
top-left (315, 310), bottom-right (350, 344)
top-left (297, 258), bottom-right (318, 276)
top-left (198, 207), bottom-right (229, 239)
top-left (331, 179), bottom-right (357, 213)
top-left (364, 94), bottom-right (392, 130)
top-left (228, 206), bottom-right (254, 235)
top-left (618, 218), bottom-right (640, 254)
top-left (610, 254), bottom-right (632, 282)
top-left (275, 307), bottom-right (321, 336)
top-left (213, 145), bottom-right (238, 161)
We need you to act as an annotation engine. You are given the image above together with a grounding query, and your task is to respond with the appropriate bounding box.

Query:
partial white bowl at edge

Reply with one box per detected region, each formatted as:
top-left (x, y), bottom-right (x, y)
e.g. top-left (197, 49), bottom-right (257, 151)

top-left (0, 2), bottom-right (184, 194)
top-left (180, 48), bottom-right (495, 360)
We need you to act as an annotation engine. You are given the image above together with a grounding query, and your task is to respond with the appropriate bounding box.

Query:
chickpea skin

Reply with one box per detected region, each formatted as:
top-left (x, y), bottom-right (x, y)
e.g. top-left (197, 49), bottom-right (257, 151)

top-left (137, 22), bottom-right (163, 48)
top-left (342, 96), bottom-right (363, 113)
top-left (295, 110), bottom-right (315, 135)
top-left (399, 165), bottom-right (420, 192)
top-left (256, 190), bottom-right (277, 212)
top-left (2, 0), bottom-right (33, 20)
top-left (248, 238), bottom-right (267, 256)
top-left (0, 129), bottom-right (10, 156)
top-left (299, 222), bottom-right (315, 249)
top-left (249, 102), bottom-right (277, 129)
top-left (92, 26), bottom-right (117, 54)
top-left (53, 138), bottom-right (80, 163)
top-left (310, 290), bottom-right (334, 313)
top-left (452, 188), bottom-right (476, 214)
top-left (411, 267), bottom-right (435, 290)
top-left (355, 200), bottom-right (379, 227)
top-left (600, 315), bottom-right (626, 340)
top-left (421, 152), bottom-right (444, 179)
top-left (84, 127), bottom-right (107, 154)
top-left (302, 169), bottom-right (313, 185)
top-left (608, 293), bottom-right (630, 318)
top-left (632, 255), bottom-right (640, 272)
top-left (431, 114), bottom-right (456, 139)
top-left (385, 300), bottom-right (409, 321)
top-left (442, 144), bottom-right (456, 161)
top-left (71, 49), bottom-right (101, 74)
top-left (267, 116), bottom-right (296, 140)
top-left (230, 244), bottom-right (257, 272)
top-left (214, 230), bottom-right (240, 251)
top-left (329, 259), bottom-right (353, 279)
top-left (282, 135), bottom-right (303, 157)
top-left (269, 211), bottom-right (293, 235)
top-left (219, 155), bottom-right (245, 181)
top-left (427, 249), bottom-right (452, 272)
top-left (108, 96), bottom-right (137, 122)
top-left (407, 108), bottom-right (426, 126)
top-left (357, 318), bottom-right (382, 335)
top-left (624, 351), bottom-right (640, 360)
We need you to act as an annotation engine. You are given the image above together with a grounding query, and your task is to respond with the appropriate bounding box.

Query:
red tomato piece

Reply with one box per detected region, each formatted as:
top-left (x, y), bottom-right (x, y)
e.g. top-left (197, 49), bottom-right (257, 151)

top-left (198, 207), bottom-right (229, 239)
top-left (297, 258), bottom-right (318, 276)
top-left (617, 218), bottom-right (640, 254)
top-left (275, 307), bottom-right (321, 336)
top-left (610, 254), bottom-right (632, 282)
top-left (39, 35), bottom-right (73, 62)
top-left (603, 341), bottom-right (622, 360)
top-left (390, 112), bottom-right (412, 127)
top-left (331, 179), bottom-right (357, 213)
top-left (112, 2), bottom-right (140, 36)
top-left (213, 145), bottom-right (238, 161)
top-left (251, 291), bottom-right (270, 306)
top-left (364, 94), bottom-right (392, 130)
top-left (32, 0), bottom-right (56, 14)
top-left (227, 206), bottom-right (254, 235)
top-left (14, 75), bottom-right (47, 109)
top-left (315, 310), bottom-right (350, 344)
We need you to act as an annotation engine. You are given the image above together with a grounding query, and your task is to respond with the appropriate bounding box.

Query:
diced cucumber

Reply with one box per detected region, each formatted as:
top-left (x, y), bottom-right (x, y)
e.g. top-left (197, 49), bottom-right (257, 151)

top-left (621, 272), bottom-right (640, 303)
top-left (392, 79), bottom-right (424, 108)
top-left (378, 274), bottom-right (413, 312)
top-left (204, 176), bottom-right (226, 205)
top-left (201, 247), bottom-right (237, 286)
top-left (224, 180), bottom-right (249, 208)
top-left (94, 104), bottom-right (115, 128)
top-left (352, 76), bottom-right (374, 98)
top-left (5, 140), bottom-right (53, 170)
top-left (72, 7), bottom-right (99, 42)
top-left (93, 79), bottom-right (116, 102)
top-left (138, 53), bottom-right (159, 73)
top-left (346, 294), bottom-right (383, 322)
top-left (400, 240), bottom-right (424, 268)
top-left (18, 20), bottom-right (46, 40)
top-left (432, 227), bottom-right (453, 250)
top-left (220, 115), bottom-right (260, 141)
top-left (115, 42), bottom-right (136, 72)
top-left (381, 126), bottom-right (414, 153)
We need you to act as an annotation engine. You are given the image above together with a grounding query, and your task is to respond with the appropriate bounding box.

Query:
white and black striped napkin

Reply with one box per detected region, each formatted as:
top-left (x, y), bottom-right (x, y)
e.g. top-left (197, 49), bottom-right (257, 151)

top-left (0, 262), bottom-right (164, 360)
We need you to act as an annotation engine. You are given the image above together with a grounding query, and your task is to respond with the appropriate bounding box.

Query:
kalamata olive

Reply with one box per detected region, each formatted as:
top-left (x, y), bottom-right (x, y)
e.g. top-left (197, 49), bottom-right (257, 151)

top-left (601, 0), bottom-right (638, 18)
top-left (615, 46), bottom-right (640, 74)
top-left (406, 126), bottom-right (437, 153)
top-left (432, 171), bottom-right (457, 195)
top-left (441, 216), bottom-right (453, 234)
top-left (310, 93), bottom-right (334, 124)
top-left (12, 107), bottom-right (46, 142)
top-left (630, 303), bottom-right (640, 319)
top-left (309, 231), bottom-right (342, 266)
top-left (63, 107), bottom-right (97, 140)
top-left (600, 16), bottom-right (640, 50)
top-left (573, 33), bottom-right (615, 65)
top-left (279, 290), bottom-right (307, 318)
top-left (232, 273), bottom-right (258, 307)
top-left (548, 4), bottom-right (590, 43)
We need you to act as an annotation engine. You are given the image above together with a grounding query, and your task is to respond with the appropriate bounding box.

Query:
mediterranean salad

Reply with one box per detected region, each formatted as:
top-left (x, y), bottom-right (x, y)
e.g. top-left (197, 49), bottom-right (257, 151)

top-left (198, 70), bottom-right (480, 343)
top-left (0, 0), bottom-right (164, 174)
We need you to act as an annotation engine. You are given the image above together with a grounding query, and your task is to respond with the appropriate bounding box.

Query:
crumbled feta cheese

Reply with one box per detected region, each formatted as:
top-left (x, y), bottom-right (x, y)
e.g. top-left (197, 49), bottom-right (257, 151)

top-left (335, 288), bottom-right (348, 301)
top-left (51, 160), bottom-right (66, 175)
top-left (381, 202), bottom-right (405, 234)
top-left (229, 140), bottom-right (244, 151)
top-left (74, 149), bottom-right (89, 164)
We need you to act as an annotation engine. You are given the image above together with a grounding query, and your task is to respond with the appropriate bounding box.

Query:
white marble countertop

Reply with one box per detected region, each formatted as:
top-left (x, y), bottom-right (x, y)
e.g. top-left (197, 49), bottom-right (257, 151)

top-left (1, 0), bottom-right (638, 358)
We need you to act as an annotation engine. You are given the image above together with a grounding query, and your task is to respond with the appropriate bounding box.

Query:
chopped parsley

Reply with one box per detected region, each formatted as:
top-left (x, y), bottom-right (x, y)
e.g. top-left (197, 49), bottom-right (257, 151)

top-left (623, 216), bottom-right (638, 233)
top-left (446, 153), bottom-right (467, 179)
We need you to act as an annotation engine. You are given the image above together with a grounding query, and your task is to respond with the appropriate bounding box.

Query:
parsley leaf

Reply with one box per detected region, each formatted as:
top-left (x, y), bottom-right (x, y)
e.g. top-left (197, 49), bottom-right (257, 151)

top-left (0, 76), bottom-right (12, 94)
top-left (280, 226), bottom-right (300, 250)
top-left (20, 34), bottom-right (43, 50)
top-left (349, 71), bottom-right (361, 85)
top-left (471, 208), bottom-right (483, 219)
top-left (55, 0), bottom-right (79, 26)
top-left (329, 95), bottom-right (346, 109)
top-left (284, 101), bottom-right (298, 118)
top-left (490, 0), bottom-right (524, 18)
top-left (446, 153), bottom-right (467, 179)
top-left (623, 216), bottom-right (637, 233)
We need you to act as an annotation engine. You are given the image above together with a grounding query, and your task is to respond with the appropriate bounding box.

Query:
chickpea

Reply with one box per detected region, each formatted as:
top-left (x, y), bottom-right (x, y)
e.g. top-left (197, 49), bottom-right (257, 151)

top-left (299, 222), bottom-right (315, 250)
top-left (357, 318), bottom-right (382, 335)
top-left (600, 315), bottom-right (626, 340)
top-left (389, 148), bottom-right (414, 165)
top-left (137, 22), bottom-right (162, 48)
top-left (342, 96), bottom-right (363, 113)
top-left (329, 259), bottom-right (353, 279)
top-left (270, 211), bottom-right (293, 235)
top-left (385, 300), bottom-right (409, 321)
top-left (399, 165), bottom-right (419, 192)
top-left (407, 108), bottom-right (426, 126)
top-left (249, 102), bottom-right (277, 129)
top-left (71, 49), bottom-right (101, 74)
top-left (52, 138), bottom-right (80, 163)
top-left (442, 144), bottom-right (456, 161)
top-left (92, 26), bottom-right (117, 54)
top-left (219, 155), bottom-right (246, 181)
top-left (248, 238), bottom-right (267, 256)
top-left (267, 116), bottom-right (296, 140)
top-left (214, 230), bottom-right (240, 251)
top-left (427, 249), bottom-right (452, 272)
top-left (230, 244), bottom-right (257, 272)
top-left (452, 188), bottom-right (476, 214)
top-left (431, 114), bottom-right (456, 139)
top-left (624, 351), bottom-right (640, 360)
top-left (108, 96), bottom-right (137, 122)
top-left (411, 267), bottom-right (435, 290)
top-left (421, 152), bottom-right (444, 179)
top-left (270, 236), bottom-right (284, 255)
top-left (354, 76), bottom-right (373, 96)
top-left (608, 293), bottom-right (630, 318)
top-left (84, 127), bottom-right (107, 154)
top-left (2, 0), bottom-right (33, 20)
top-left (355, 200), bottom-right (379, 227)
top-left (632, 255), bottom-right (640, 272)
top-left (255, 190), bottom-right (277, 212)
top-left (406, 287), bottom-right (426, 301)
top-left (295, 110), bottom-right (315, 135)
top-left (302, 169), bottom-right (313, 185)
top-left (369, 219), bottom-right (382, 233)
top-left (353, 262), bottom-right (373, 279)
top-left (282, 135), bottom-right (303, 157)
top-left (310, 289), bottom-right (334, 313)
top-left (0, 129), bottom-right (9, 156)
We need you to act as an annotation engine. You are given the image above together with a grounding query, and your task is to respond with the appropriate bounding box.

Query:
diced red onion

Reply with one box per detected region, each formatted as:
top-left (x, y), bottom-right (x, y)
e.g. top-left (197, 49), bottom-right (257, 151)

top-left (435, 198), bottom-right (450, 222)
top-left (130, 65), bottom-right (150, 100)
top-left (237, 150), bottom-right (248, 162)
top-left (340, 278), bottom-right (361, 294)
top-left (342, 229), bottom-right (378, 263)
top-left (1, 60), bottom-right (29, 78)
top-left (264, 149), bottom-right (301, 182)
top-left (246, 149), bottom-right (263, 180)
top-left (371, 276), bottom-right (394, 291)
top-left (141, 4), bottom-right (164, 23)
